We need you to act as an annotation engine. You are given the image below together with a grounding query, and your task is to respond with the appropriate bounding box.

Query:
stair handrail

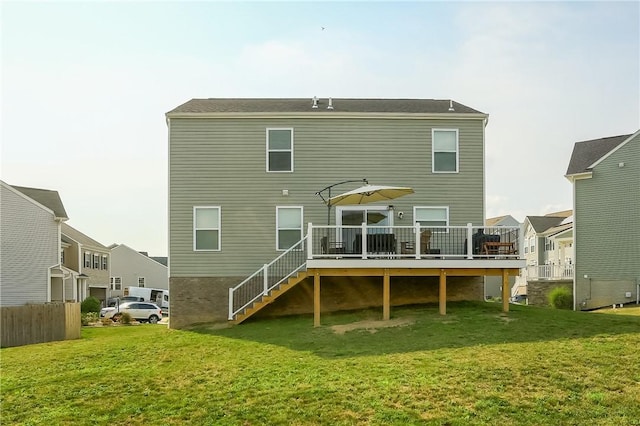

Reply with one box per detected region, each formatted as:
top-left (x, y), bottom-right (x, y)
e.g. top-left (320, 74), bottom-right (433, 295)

top-left (229, 235), bottom-right (308, 320)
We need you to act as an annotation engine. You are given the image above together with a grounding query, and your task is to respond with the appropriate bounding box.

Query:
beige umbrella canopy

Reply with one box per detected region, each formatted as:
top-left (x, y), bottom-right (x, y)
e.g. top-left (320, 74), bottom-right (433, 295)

top-left (328, 184), bottom-right (414, 206)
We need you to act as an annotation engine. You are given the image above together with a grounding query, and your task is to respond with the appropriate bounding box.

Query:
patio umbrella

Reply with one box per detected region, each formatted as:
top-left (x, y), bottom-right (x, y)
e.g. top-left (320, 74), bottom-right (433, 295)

top-left (328, 184), bottom-right (414, 206)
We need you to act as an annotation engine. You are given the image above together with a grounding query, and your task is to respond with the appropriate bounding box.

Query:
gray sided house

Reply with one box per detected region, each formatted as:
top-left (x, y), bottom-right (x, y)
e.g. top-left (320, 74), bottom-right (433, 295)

top-left (61, 223), bottom-right (111, 305)
top-left (1, 182), bottom-right (68, 306)
top-left (109, 244), bottom-right (169, 294)
top-left (566, 130), bottom-right (640, 310)
top-left (167, 98), bottom-right (525, 328)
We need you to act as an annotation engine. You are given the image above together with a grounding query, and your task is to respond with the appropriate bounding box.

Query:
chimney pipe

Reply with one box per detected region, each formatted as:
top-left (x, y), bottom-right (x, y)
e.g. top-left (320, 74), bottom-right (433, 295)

top-left (327, 97), bottom-right (334, 110)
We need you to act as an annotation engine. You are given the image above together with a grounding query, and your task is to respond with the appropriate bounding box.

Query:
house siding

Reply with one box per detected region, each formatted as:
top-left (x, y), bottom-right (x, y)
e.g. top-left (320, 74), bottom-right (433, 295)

top-left (110, 245), bottom-right (168, 291)
top-left (0, 185), bottom-right (58, 306)
top-left (169, 117), bottom-right (485, 277)
top-left (574, 134), bottom-right (640, 309)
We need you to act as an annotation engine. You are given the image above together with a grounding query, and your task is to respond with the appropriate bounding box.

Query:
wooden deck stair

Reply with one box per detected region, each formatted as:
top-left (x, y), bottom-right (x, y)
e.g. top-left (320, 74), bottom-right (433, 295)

top-left (232, 271), bottom-right (309, 324)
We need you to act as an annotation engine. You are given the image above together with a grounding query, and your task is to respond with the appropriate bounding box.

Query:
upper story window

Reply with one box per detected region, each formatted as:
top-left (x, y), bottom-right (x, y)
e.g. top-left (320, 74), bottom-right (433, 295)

top-left (93, 254), bottom-right (100, 269)
top-left (432, 129), bottom-right (459, 173)
top-left (84, 252), bottom-right (92, 268)
top-left (102, 255), bottom-right (108, 270)
top-left (110, 277), bottom-right (122, 291)
top-left (276, 206), bottom-right (303, 250)
top-left (414, 206), bottom-right (449, 232)
top-left (267, 128), bottom-right (293, 172)
top-left (193, 206), bottom-right (221, 251)
top-left (138, 277), bottom-right (145, 287)
top-left (530, 238), bottom-right (536, 253)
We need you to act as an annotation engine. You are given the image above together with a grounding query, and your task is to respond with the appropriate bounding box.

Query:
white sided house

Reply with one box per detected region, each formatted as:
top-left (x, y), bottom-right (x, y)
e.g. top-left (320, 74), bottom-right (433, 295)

top-left (109, 244), bottom-right (169, 297)
top-left (0, 182), bottom-right (69, 306)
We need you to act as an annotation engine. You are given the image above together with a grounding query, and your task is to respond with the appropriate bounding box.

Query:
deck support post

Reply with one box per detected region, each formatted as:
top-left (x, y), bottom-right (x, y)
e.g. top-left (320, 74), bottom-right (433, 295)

top-left (314, 270), bottom-right (321, 327)
top-left (502, 268), bottom-right (510, 313)
top-left (383, 269), bottom-right (390, 320)
top-left (439, 269), bottom-right (447, 315)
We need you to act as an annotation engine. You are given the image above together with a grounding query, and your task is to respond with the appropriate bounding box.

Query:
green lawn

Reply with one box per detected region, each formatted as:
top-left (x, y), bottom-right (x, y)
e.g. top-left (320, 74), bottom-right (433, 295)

top-left (2, 302), bottom-right (640, 425)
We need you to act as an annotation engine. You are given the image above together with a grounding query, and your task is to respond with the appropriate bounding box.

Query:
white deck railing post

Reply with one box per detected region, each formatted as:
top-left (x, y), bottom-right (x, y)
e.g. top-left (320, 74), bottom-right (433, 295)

top-left (307, 223), bottom-right (314, 259)
top-left (415, 223), bottom-right (421, 259)
top-left (466, 223), bottom-right (474, 259)
top-left (228, 287), bottom-right (234, 320)
top-left (361, 222), bottom-right (368, 259)
top-left (262, 264), bottom-right (269, 295)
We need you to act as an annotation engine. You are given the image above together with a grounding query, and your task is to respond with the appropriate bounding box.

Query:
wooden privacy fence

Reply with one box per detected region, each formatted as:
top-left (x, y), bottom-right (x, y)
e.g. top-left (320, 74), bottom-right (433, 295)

top-left (1, 302), bottom-right (81, 348)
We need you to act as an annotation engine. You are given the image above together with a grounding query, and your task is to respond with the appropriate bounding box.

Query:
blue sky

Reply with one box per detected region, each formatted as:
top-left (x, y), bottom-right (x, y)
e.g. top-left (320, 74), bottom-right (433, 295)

top-left (2, 1), bottom-right (639, 256)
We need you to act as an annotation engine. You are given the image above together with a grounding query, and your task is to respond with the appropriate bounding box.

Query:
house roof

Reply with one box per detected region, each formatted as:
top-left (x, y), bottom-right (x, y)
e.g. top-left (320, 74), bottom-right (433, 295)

top-left (167, 98), bottom-right (485, 115)
top-left (485, 215), bottom-right (508, 226)
top-left (10, 185), bottom-right (68, 219)
top-left (566, 134), bottom-right (631, 175)
top-left (544, 209), bottom-right (572, 218)
top-left (150, 256), bottom-right (168, 266)
top-left (526, 216), bottom-right (569, 234)
top-left (62, 223), bottom-right (108, 250)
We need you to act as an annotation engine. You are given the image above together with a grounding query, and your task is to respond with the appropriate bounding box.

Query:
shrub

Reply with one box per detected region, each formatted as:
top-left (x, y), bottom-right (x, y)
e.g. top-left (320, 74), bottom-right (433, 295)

top-left (81, 297), bottom-right (101, 314)
top-left (81, 312), bottom-right (99, 326)
top-left (101, 317), bottom-right (113, 326)
top-left (549, 286), bottom-right (572, 309)
top-left (119, 312), bottom-right (134, 325)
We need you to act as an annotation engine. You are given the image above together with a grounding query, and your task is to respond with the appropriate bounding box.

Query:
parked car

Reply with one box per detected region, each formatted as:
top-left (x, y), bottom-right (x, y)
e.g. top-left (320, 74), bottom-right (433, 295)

top-left (106, 296), bottom-right (145, 307)
top-left (100, 302), bottom-right (163, 324)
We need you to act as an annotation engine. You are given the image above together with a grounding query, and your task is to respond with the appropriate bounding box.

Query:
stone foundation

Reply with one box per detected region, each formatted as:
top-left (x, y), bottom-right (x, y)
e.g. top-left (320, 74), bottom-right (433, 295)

top-left (527, 279), bottom-right (573, 307)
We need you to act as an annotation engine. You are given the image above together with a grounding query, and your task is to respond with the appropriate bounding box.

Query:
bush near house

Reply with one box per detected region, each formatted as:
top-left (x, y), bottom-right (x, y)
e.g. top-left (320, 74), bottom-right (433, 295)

top-left (80, 297), bottom-right (101, 314)
top-left (549, 286), bottom-right (572, 309)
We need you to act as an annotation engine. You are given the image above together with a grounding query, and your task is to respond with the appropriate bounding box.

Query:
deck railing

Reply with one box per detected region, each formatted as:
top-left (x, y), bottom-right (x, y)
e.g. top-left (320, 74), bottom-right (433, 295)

top-left (307, 223), bottom-right (521, 260)
top-left (526, 264), bottom-right (574, 280)
top-left (228, 235), bottom-right (308, 320)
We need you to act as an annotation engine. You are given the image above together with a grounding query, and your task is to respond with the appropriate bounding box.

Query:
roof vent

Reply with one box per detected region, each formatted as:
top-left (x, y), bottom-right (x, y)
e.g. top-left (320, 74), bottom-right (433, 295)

top-left (448, 100), bottom-right (455, 112)
top-left (312, 96), bottom-right (318, 109)
top-left (327, 97), bottom-right (334, 110)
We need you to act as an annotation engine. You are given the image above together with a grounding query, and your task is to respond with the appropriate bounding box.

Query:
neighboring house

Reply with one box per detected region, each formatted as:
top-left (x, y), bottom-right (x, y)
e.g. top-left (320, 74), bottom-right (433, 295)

top-left (61, 223), bottom-right (111, 305)
top-left (109, 244), bottom-right (169, 295)
top-left (167, 97), bottom-right (525, 328)
top-left (566, 130), bottom-right (640, 310)
top-left (1, 182), bottom-right (70, 306)
top-left (484, 215), bottom-right (523, 300)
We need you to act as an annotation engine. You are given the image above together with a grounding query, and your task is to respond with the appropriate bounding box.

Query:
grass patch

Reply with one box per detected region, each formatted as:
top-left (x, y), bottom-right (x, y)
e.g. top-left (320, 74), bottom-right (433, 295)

top-left (2, 302), bottom-right (640, 425)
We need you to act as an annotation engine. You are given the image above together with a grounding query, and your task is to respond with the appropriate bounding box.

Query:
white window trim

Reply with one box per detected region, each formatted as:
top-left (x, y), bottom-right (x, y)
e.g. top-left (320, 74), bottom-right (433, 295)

top-left (431, 128), bottom-right (459, 174)
top-left (266, 128), bottom-right (294, 173)
top-left (276, 206), bottom-right (303, 251)
top-left (84, 252), bottom-right (92, 268)
top-left (102, 255), bottom-right (108, 270)
top-left (413, 206), bottom-right (450, 232)
top-left (193, 206), bottom-right (221, 252)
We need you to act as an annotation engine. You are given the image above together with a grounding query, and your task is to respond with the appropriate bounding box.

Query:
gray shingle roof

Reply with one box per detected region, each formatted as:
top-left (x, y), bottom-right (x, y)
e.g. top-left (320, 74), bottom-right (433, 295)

top-left (62, 223), bottom-right (108, 250)
top-left (566, 134), bottom-right (631, 175)
top-left (167, 98), bottom-right (485, 115)
top-left (11, 185), bottom-right (68, 219)
top-left (527, 215), bottom-right (569, 234)
top-left (150, 256), bottom-right (168, 266)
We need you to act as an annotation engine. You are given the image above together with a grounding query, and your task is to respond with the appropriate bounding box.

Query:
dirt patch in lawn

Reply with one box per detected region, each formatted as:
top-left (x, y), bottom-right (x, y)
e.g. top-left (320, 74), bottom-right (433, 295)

top-left (331, 317), bottom-right (415, 334)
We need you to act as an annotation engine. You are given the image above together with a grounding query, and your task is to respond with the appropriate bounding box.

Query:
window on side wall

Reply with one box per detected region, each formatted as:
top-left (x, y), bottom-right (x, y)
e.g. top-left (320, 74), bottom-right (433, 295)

top-left (267, 128), bottom-right (293, 172)
top-left (110, 277), bottom-right (122, 291)
top-left (84, 252), bottom-right (92, 268)
top-left (138, 277), bottom-right (145, 288)
top-left (432, 129), bottom-right (459, 173)
top-left (276, 206), bottom-right (303, 250)
top-left (414, 207), bottom-right (449, 232)
top-left (193, 206), bottom-right (221, 251)
top-left (102, 255), bottom-right (108, 270)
